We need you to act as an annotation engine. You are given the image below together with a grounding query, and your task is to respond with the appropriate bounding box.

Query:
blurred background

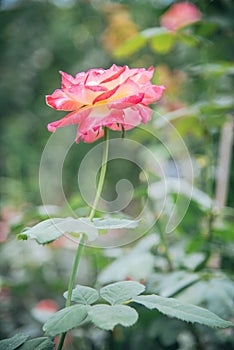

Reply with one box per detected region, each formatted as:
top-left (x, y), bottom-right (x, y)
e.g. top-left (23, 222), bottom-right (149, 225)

top-left (0, 0), bottom-right (234, 349)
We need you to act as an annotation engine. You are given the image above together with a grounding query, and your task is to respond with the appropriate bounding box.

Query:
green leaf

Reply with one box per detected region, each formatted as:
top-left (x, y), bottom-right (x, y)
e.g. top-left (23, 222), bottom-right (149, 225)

top-left (147, 271), bottom-right (200, 298)
top-left (114, 34), bottom-right (146, 58)
top-left (190, 62), bottom-right (234, 77)
top-left (0, 334), bottom-right (29, 350)
top-left (43, 305), bottom-right (89, 337)
top-left (88, 304), bottom-right (138, 330)
top-left (91, 217), bottom-right (140, 231)
top-left (98, 235), bottom-right (157, 284)
top-left (214, 219), bottom-right (234, 242)
top-left (133, 295), bottom-right (234, 328)
top-left (150, 32), bottom-right (175, 53)
top-left (18, 337), bottom-right (54, 350)
top-left (98, 251), bottom-right (154, 284)
top-left (100, 281), bottom-right (145, 305)
top-left (17, 217), bottom-right (98, 244)
top-left (176, 33), bottom-right (199, 46)
top-left (196, 21), bottom-right (219, 36)
top-left (64, 285), bottom-right (99, 305)
top-left (141, 27), bottom-right (168, 39)
top-left (149, 178), bottom-right (213, 210)
top-left (141, 27), bottom-right (175, 53)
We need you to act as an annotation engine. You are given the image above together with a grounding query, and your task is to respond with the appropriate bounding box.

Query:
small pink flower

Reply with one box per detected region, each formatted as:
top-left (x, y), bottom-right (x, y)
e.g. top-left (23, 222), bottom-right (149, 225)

top-left (160, 2), bottom-right (202, 32)
top-left (46, 65), bottom-right (165, 143)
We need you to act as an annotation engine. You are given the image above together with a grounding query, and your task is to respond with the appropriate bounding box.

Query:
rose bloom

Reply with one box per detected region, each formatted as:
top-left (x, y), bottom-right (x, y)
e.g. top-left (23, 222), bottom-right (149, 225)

top-left (46, 65), bottom-right (165, 143)
top-left (160, 2), bottom-right (202, 32)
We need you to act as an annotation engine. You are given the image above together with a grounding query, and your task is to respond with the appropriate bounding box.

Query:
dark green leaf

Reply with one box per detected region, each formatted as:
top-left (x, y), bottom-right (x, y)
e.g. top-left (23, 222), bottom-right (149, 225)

top-left (177, 33), bottom-right (199, 46)
top-left (18, 337), bottom-right (54, 350)
top-left (88, 304), bottom-right (138, 330)
top-left (196, 21), bottom-right (219, 36)
top-left (133, 295), bottom-right (234, 328)
top-left (0, 334), bottom-right (29, 350)
top-left (43, 305), bottom-right (89, 337)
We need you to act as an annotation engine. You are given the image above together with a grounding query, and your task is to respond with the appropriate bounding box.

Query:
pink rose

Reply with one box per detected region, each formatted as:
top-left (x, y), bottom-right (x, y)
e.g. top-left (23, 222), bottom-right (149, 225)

top-left (160, 2), bottom-right (202, 32)
top-left (46, 65), bottom-right (165, 143)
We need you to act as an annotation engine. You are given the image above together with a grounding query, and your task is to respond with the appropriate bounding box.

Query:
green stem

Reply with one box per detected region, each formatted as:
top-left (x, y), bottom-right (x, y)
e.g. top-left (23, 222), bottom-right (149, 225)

top-left (148, 198), bottom-right (173, 271)
top-left (56, 127), bottom-right (109, 350)
top-left (157, 219), bottom-right (173, 272)
top-left (89, 128), bottom-right (109, 221)
top-left (194, 128), bottom-right (215, 271)
top-left (65, 235), bottom-right (86, 307)
top-left (56, 234), bottom-right (86, 350)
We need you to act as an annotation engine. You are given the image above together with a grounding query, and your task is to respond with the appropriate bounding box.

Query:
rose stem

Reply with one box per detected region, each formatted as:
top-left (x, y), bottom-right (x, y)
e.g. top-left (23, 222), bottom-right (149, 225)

top-left (56, 127), bottom-right (109, 350)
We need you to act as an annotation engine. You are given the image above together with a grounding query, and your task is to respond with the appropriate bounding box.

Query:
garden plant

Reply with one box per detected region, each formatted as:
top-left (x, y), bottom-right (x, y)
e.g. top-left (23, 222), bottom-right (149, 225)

top-left (0, 1), bottom-right (234, 350)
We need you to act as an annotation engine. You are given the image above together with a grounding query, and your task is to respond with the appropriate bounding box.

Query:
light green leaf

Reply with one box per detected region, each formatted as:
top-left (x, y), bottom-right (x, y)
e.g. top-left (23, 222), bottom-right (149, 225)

top-left (90, 217), bottom-right (140, 230)
top-left (43, 305), bottom-right (89, 337)
top-left (147, 271), bottom-right (200, 298)
top-left (0, 334), bottom-right (29, 350)
top-left (64, 285), bottom-right (99, 305)
top-left (150, 33), bottom-right (175, 53)
top-left (98, 251), bottom-right (154, 284)
top-left (18, 337), bottom-right (54, 350)
top-left (150, 35), bottom-right (175, 53)
top-left (17, 217), bottom-right (98, 244)
top-left (140, 27), bottom-right (175, 53)
top-left (100, 281), bottom-right (145, 305)
top-left (114, 34), bottom-right (146, 58)
top-left (88, 304), bottom-right (138, 330)
top-left (98, 235), bottom-right (158, 284)
top-left (149, 178), bottom-right (213, 210)
top-left (133, 295), bottom-right (234, 328)
top-left (190, 62), bottom-right (234, 77)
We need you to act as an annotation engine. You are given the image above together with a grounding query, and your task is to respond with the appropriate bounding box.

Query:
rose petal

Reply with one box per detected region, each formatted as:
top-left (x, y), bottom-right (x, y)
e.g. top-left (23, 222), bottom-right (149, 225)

top-left (108, 93), bottom-right (144, 109)
top-left (77, 128), bottom-right (104, 143)
top-left (59, 71), bottom-right (77, 89)
top-left (76, 107), bottom-right (124, 143)
top-left (84, 67), bottom-right (106, 85)
top-left (92, 85), bottom-right (120, 105)
top-left (101, 65), bottom-right (127, 84)
top-left (142, 85), bottom-right (165, 104)
top-left (47, 109), bottom-right (90, 132)
top-left (66, 85), bottom-right (107, 106)
top-left (46, 90), bottom-right (83, 111)
top-left (135, 104), bottom-right (153, 124)
top-left (78, 106), bottom-right (124, 134)
top-left (46, 65), bottom-right (165, 143)
top-left (110, 78), bottom-right (140, 101)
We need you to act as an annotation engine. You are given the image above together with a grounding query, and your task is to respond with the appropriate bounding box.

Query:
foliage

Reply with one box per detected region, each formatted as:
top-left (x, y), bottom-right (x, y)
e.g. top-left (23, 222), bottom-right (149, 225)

top-left (0, 0), bottom-right (234, 349)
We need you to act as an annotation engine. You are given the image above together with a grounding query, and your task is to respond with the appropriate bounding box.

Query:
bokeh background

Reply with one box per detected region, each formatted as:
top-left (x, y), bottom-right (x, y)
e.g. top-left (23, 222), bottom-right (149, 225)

top-left (0, 0), bottom-right (234, 349)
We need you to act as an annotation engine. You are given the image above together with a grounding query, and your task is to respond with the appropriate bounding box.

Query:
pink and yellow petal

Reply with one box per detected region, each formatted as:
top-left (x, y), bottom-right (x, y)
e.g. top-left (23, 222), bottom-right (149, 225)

top-left (107, 93), bottom-right (144, 109)
top-left (141, 85), bottom-right (165, 104)
top-left (47, 109), bottom-right (90, 132)
top-left (46, 89), bottom-right (83, 111)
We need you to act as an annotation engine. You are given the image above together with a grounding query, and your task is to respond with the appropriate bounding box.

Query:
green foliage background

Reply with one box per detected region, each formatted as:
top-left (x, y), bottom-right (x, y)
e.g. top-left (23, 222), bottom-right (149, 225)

top-left (0, 0), bottom-right (234, 349)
